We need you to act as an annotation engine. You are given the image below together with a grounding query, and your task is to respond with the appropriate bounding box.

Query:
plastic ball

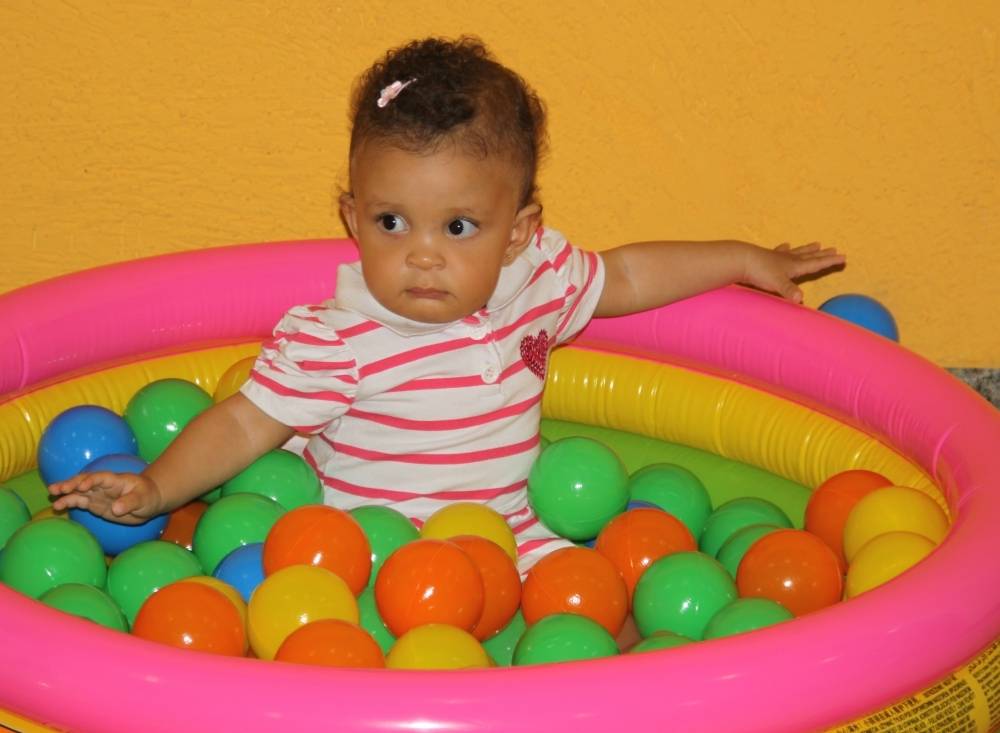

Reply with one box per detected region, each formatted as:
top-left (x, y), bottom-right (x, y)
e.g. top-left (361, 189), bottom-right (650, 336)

top-left (349, 505), bottom-right (419, 585)
top-left (247, 565), bottom-right (359, 661)
top-left (221, 448), bottom-right (322, 511)
top-left (106, 540), bottom-right (202, 626)
top-left (276, 619), bottom-right (384, 668)
top-left (595, 507), bottom-right (697, 601)
top-left (420, 502), bottom-right (517, 563)
top-left (632, 551), bottom-right (737, 640)
top-left (357, 586), bottom-right (396, 655)
top-left (513, 613), bottom-right (618, 666)
top-left (212, 542), bottom-right (265, 603)
top-left (845, 531), bottom-right (936, 599)
top-left (39, 583), bottom-right (128, 632)
top-left (805, 469), bottom-right (892, 572)
top-left (124, 378), bottom-right (213, 462)
top-left (386, 624), bottom-right (490, 670)
top-left (819, 294), bottom-right (899, 341)
top-left (842, 486), bottom-right (949, 563)
top-left (449, 535), bottom-right (522, 640)
top-left (0, 518), bottom-right (107, 599)
top-left (67, 454), bottom-right (168, 556)
top-left (699, 497), bottom-right (793, 557)
top-left (482, 610), bottom-right (527, 667)
top-left (132, 579), bottom-right (246, 656)
top-left (262, 505), bottom-right (371, 595)
top-left (213, 356), bottom-right (256, 403)
top-left (181, 575), bottom-right (248, 633)
top-left (192, 493), bottom-right (285, 574)
top-left (37, 405), bottom-right (138, 485)
top-left (0, 487), bottom-right (31, 548)
top-left (703, 598), bottom-right (793, 639)
top-left (527, 437), bottom-right (629, 541)
top-left (160, 500), bottom-right (208, 552)
top-left (629, 630), bottom-right (694, 654)
top-left (374, 539), bottom-right (484, 637)
top-left (627, 463), bottom-right (713, 539)
top-left (715, 524), bottom-right (782, 578)
top-left (521, 546), bottom-right (628, 636)
top-left (736, 529), bottom-right (843, 616)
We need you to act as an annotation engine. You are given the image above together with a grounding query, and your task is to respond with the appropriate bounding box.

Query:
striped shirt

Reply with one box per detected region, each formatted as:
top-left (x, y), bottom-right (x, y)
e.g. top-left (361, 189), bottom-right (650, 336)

top-left (241, 227), bottom-right (605, 571)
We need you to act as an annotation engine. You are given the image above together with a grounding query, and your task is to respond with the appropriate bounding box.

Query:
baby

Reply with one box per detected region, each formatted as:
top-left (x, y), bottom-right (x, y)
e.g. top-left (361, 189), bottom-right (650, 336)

top-left (50, 37), bottom-right (844, 573)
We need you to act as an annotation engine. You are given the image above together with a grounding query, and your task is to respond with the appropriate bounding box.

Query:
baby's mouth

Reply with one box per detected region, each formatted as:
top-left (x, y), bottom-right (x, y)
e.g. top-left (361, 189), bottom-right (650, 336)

top-left (406, 287), bottom-right (448, 300)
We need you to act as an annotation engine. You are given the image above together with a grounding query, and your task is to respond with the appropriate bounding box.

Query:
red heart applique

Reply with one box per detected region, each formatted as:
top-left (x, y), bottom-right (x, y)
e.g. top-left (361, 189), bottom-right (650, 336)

top-left (520, 330), bottom-right (550, 379)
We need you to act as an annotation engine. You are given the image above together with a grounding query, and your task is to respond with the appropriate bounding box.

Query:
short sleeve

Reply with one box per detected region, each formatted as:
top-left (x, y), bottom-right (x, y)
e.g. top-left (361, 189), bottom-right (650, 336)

top-left (536, 228), bottom-right (606, 345)
top-left (240, 304), bottom-right (359, 434)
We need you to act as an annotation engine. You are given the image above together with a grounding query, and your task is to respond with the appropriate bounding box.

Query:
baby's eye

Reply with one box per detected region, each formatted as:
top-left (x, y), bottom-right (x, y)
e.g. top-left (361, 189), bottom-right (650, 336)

top-left (446, 218), bottom-right (479, 239)
top-left (376, 213), bottom-right (409, 233)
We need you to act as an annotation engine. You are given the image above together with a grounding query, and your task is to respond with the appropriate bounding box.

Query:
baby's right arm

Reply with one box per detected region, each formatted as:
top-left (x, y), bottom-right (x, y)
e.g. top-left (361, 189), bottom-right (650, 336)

top-left (48, 393), bottom-right (295, 524)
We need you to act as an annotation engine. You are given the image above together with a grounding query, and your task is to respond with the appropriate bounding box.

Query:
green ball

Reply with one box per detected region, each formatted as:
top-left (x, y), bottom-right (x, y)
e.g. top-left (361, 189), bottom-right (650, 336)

top-left (357, 586), bottom-right (396, 655)
top-left (716, 524), bottom-right (782, 577)
top-left (0, 518), bottom-right (107, 598)
top-left (513, 613), bottom-right (619, 666)
top-left (629, 630), bottom-right (694, 654)
top-left (221, 449), bottom-right (322, 510)
top-left (527, 437), bottom-right (629, 541)
top-left (124, 378), bottom-right (213, 462)
top-left (192, 493), bottom-right (284, 574)
top-left (699, 498), bottom-right (792, 558)
top-left (632, 551), bottom-right (737, 640)
top-left (200, 486), bottom-right (223, 503)
top-left (703, 598), bottom-right (793, 640)
top-left (106, 540), bottom-right (202, 626)
top-left (0, 487), bottom-right (31, 548)
top-left (40, 583), bottom-right (129, 632)
top-left (1, 471), bottom-right (49, 516)
top-left (483, 610), bottom-right (527, 667)
top-left (350, 506), bottom-right (419, 586)
top-left (627, 463), bottom-right (713, 539)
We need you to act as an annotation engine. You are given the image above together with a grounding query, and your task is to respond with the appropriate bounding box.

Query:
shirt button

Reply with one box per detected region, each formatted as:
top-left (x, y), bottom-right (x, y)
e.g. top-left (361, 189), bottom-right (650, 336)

top-left (482, 365), bottom-right (499, 383)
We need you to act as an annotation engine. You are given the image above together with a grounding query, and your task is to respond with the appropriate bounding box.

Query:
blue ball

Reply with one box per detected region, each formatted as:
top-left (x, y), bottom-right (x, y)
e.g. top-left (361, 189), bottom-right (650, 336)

top-left (818, 294), bottom-right (899, 341)
top-left (67, 454), bottom-right (168, 556)
top-left (37, 405), bottom-right (139, 485)
top-left (213, 542), bottom-right (265, 602)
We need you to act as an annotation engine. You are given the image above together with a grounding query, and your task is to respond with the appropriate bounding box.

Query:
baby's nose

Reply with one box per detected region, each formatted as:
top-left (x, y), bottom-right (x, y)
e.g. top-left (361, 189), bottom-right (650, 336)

top-left (406, 239), bottom-right (445, 269)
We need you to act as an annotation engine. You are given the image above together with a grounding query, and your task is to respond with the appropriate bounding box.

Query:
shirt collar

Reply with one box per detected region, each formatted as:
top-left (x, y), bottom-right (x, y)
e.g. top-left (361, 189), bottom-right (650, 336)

top-left (334, 232), bottom-right (544, 337)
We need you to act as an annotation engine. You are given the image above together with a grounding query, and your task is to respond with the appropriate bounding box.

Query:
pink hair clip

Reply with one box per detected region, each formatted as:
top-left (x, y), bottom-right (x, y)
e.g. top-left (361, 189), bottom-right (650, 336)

top-left (377, 78), bottom-right (417, 108)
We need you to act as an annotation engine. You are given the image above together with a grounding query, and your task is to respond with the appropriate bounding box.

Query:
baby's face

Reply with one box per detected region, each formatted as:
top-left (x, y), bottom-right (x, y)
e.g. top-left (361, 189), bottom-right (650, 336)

top-left (342, 142), bottom-right (535, 324)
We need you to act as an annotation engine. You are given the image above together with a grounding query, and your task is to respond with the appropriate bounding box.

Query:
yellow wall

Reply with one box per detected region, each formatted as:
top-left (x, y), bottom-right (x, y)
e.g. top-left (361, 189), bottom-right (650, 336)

top-left (2, 2), bottom-right (997, 366)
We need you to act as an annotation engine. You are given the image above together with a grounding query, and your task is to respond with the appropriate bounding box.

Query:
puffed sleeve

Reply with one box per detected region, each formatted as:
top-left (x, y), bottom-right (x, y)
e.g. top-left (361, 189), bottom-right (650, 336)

top-left (536, 227), bottom-right (606, 345)
top-left (239, 304), bottom-right (359, 434)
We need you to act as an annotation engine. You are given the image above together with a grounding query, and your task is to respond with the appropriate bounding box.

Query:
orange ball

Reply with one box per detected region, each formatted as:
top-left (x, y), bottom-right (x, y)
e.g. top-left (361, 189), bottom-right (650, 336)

top-left (263, 505), bottom-right (371, 595)
top-left (160, 500), bottom-right (208, 552)
top-left (595, 508), bottom-right (696, 601)
top-left (132, 580), bottom-right (246, 656)
top-left (449, 535), bottom-right (522, 641)
top-left (275, 619), bottom-right (385, 668)
top-left (736, 529), bottom-right (843, 616)
top-left (521, 546), bottom-right (628, 636)
top-left (805, 469), bottom-right (892, 572)
top-left (374, 539), bottom-right (484, 637)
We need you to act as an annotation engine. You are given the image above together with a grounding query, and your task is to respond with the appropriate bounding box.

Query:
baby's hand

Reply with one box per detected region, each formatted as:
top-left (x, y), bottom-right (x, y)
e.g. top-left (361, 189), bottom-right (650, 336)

top-left (48, 471), bottom-right (165, 525)
top-left (744, 242), bottom-right (846, 303)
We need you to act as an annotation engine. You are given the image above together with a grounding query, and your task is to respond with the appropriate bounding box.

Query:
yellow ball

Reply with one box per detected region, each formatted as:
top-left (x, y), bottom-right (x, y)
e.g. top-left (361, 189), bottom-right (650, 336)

top-left (213, 356), bottom-right (257, 403)
top-left (845, 531), bottom-right (936, 599)
top-left (842, 486), bottom-right (949, 563)
top-left (32, 506), bottom-right (67, 521)
top-left (181, 576), bottom-right (248, 629)
top-left (386, 624), bottom-right (490, 670)
top-left (247, 565), bottom-right (358, 660)
top-left (420, 502), bottom-right (517, 563)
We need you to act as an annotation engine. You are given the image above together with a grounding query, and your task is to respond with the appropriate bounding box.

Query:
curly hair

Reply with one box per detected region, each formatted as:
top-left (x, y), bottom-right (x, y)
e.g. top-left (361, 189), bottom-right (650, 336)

top-left (348, 37), bottom-right (548, 207)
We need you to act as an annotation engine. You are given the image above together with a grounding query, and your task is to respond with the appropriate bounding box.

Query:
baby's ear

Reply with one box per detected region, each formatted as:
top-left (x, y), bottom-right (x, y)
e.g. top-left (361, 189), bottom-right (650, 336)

top-left (339, 193), bottom-right (359, 240)
top-left (504, 203), bottom-right (542, 264)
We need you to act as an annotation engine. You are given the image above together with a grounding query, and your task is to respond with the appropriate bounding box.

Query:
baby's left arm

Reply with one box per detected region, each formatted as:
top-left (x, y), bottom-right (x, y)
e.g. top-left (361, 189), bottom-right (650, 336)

top-left (594, 239), bottom-right (845, 317)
